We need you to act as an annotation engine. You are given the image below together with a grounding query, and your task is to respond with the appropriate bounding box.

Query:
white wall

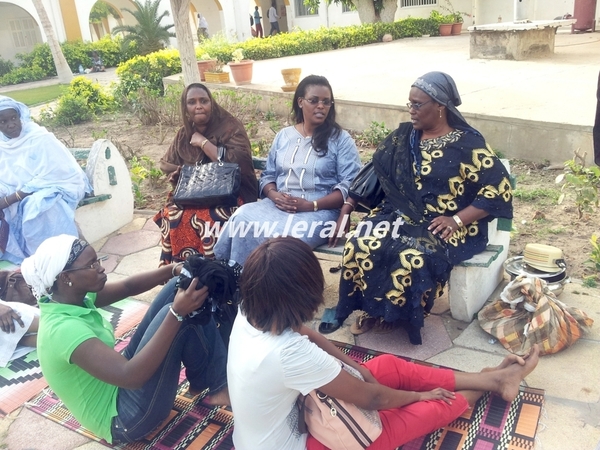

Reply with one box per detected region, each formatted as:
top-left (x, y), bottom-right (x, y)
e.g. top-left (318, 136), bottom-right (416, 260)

top-left (0, 2), bottom-right (43, 63)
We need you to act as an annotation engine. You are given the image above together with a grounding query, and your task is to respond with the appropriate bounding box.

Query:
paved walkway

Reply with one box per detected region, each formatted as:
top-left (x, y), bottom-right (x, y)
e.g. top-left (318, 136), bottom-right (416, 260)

top-left (1, 31), bottom-right (599, 448)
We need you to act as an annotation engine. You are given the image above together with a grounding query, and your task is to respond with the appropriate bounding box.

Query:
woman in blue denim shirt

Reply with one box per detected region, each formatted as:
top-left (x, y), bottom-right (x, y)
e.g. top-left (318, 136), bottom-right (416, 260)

top-left (214, 75), bottom-right (361, 265)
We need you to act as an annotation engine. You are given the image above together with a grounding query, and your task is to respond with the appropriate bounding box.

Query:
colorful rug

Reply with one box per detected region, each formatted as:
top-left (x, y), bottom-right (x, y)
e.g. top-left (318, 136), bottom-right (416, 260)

top-left (0, 298), bottom-right (148, 417)
top-left (26, 341), bottom-right (544, 450)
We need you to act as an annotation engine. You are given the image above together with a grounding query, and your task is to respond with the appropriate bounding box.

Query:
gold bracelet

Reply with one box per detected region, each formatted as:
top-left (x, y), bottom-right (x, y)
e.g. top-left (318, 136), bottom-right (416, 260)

top-left (265, 187), bottom-right (276, 197)
top-left (313, 200), bottom-right (318, 212)
top-left (15, 192), bottom-right (22, 201)
top-left (343, 201), bottom-right (355, 210)
top-left (2, 197), bottom-right (9, 207)
top-left (200, 138), bottom-right (209, 150)
top-left (452, 214), bottom-right (464, 228)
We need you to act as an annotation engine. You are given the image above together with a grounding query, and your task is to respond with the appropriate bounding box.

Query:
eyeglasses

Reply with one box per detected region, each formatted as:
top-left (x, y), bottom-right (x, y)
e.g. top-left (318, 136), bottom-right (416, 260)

top-left (302, 97), bottom-right (334, 107)
top-left (406, 100), bottom-right (433, 111)
top-left (62, 255), bottom-right (108, 272)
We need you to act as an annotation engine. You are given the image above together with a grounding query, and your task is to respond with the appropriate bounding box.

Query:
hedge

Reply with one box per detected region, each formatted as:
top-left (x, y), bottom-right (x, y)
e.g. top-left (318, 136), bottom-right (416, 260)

top-left (116, 18), bottom-right (438, 97)
top-left (0, 35), bottom-right (136, 87)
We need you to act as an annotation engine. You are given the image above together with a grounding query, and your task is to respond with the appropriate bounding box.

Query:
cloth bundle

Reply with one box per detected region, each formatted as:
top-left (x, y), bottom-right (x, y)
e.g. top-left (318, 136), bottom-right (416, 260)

top-left (478, 275), bottom-right (594, 356)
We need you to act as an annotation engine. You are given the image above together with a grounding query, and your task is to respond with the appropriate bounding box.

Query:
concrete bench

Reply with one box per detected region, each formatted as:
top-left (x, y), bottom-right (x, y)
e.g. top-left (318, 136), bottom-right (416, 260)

top-left (468, 19), bottom-right (575, 60)
top-left (69, 139), bottom-right (134, 243)
top-left (251, 155), bottom-right (513, 323)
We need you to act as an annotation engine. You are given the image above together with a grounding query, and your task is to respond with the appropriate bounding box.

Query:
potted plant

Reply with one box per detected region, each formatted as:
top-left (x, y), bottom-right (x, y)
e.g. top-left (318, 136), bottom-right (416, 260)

top-left (228, 49), bottom-right (253, 86)
top-left (197, 53), bottom-right (217, 82)
top-left (204, 60), bottom-right (230, 84)
top-left (439, 0), bottom-right (470, 35)
top-left (430, 10), bottom-right (453, 37)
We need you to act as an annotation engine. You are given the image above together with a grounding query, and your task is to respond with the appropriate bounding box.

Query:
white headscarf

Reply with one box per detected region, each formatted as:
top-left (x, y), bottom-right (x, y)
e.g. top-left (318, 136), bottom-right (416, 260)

top-left (0, 96), bottom-right (33, 142)
top-left (21, 234), bottom-right (78, 299)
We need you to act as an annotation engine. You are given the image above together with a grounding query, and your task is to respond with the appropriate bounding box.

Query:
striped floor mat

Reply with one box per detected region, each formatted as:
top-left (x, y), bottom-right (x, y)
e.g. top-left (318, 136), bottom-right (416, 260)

top-left (0, 298), bottom-right (148, 416)
top-left (26, 341), bottom-right (544, 450)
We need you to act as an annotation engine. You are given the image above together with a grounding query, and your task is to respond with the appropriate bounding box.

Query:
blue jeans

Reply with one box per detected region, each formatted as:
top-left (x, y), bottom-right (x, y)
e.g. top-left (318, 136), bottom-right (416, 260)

top-left (110, 278), bottom-right (227, 444)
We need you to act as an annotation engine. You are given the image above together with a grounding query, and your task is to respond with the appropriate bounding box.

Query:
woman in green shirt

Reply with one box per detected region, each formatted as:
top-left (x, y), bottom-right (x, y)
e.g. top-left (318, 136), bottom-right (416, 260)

top-left (21, 234), bottom-right (228, 444)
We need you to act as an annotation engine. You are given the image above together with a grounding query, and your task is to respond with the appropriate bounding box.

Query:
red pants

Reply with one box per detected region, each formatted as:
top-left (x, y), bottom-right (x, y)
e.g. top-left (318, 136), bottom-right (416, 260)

top-left (306, 354), bottom-right (469, 450)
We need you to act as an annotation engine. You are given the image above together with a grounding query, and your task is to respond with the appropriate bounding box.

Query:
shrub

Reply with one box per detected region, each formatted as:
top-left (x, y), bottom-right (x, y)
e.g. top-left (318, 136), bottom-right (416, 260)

top-left (0, 66), bottom-right (46, 86)
top-left (125, 84), bottom-right (182, 126)
top-left (53, 94), bottom-right (94, 125)
top-left (115, 48), bottom-right (181, 98)
top-left (0, 57), bottom-right (14, 77)
top-left (39, 76), bottom-right (116, 125)
top-left (115, 18), bottom-right (436, 97)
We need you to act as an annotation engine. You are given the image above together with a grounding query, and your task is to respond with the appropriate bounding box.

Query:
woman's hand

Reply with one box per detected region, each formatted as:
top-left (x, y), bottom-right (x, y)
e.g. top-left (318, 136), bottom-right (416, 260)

top-left (418, 388), bottom-right (456, 404)
top-left (271, 193), bottom-right (312, 213)
top-left (172, 277), bottom-right (209, 317)
top-left (190, 132), bottom-right (207, 148)
top-left (167, 166), bottom-right (182, 187)
top-left (428, 215), bottom-right (459, 241)
top-left (329, 212), bottom-right (351, 247)
top-left (357, 364), bottom-right (378, 385)
top-left (0, 303), bottom-right (24, 333)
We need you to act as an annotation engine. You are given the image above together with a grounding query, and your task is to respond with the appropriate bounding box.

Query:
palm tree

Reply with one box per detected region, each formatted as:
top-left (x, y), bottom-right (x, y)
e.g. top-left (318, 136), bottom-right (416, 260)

top-left (112, 0), bottom-right (175, 55)
top-left (31, 0), bottom-right (73, 84)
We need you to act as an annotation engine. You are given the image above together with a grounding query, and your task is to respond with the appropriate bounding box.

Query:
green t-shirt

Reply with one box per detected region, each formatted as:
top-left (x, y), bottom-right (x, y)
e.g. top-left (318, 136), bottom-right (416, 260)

top-left (38, 293), bottom-right (118, 443)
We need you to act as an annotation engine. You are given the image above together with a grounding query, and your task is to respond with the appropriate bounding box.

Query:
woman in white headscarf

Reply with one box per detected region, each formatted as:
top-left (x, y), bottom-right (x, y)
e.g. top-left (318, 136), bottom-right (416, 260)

top-left (0, 96), bottom-right (89, 264)
top-left (21, 234), bottom-right (229, 445)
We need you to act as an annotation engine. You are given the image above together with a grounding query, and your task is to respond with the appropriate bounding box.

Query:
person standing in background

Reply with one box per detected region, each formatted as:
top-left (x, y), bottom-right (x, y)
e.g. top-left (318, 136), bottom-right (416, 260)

top-left (594, 71), bottom-right (600, 166)
top-left (254, 6), bottom-right (263, 38)
top-left (197, 13), bottom-right (209, 41)
top-left (268, 2), bottom-right (280, 36)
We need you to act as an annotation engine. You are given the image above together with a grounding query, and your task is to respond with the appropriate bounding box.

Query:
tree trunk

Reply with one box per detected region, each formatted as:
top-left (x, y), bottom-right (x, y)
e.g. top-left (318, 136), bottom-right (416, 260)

top-left (170, 0), bottom-right (201, 85)
top-left (352, 0), bottom-right (379, 23)
top-left (31, 0), bottom-right (73, 84)
top-left (379, 0), bottom-right (398, 23)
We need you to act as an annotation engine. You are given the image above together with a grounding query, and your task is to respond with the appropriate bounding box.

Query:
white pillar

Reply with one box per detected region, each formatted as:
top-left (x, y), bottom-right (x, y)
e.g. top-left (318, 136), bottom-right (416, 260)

top-left (514, 0), bottom-right (527, 21)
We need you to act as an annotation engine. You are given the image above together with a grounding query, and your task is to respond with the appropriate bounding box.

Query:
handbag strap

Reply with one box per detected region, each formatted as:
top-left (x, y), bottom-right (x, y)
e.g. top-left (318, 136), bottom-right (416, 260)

top-left (217, 145), bottom-right (227, 163)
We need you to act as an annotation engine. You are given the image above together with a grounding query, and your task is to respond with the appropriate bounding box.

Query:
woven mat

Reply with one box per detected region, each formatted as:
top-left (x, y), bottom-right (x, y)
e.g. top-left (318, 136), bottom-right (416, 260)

top-left (0, 298), bottom-right (148, 417)
top-left (26, 341), bottom-right (544, 450)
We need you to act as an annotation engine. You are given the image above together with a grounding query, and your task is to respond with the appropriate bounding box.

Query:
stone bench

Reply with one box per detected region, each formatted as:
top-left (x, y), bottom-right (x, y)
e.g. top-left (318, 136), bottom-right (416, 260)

top-left (252, 156), bottom-right (514, 323)
top-left (69, 139), bottom-right (134, 243)
top-left (468, 19), bottom-right (575, 60)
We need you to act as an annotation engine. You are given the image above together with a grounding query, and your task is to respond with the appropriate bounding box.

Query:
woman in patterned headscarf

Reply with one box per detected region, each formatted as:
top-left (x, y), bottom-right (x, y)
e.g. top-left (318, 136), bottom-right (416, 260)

top-left (322, 72), bottom-right (513, 345)
top-left (0, 96), bottom-right (88, 264)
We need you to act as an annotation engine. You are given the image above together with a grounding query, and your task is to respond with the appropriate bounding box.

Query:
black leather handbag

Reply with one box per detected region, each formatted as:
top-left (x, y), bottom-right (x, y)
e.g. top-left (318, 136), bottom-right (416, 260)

top-left (348, 161), bottom-right (385, 212)
top-left (173, 145), bottom-right (241, 208)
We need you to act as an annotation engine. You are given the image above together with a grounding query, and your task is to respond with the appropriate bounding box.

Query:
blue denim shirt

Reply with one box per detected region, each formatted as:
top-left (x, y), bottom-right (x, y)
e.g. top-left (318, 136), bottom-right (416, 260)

top-left (259, 126), bottom-right (361, 202)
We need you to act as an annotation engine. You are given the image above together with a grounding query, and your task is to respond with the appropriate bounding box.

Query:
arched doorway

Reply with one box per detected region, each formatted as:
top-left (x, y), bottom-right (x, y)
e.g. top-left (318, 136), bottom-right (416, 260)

top-left (0, 2), bottom-right (43, 63)
top-left (88, 0), bottom-right (124, 41)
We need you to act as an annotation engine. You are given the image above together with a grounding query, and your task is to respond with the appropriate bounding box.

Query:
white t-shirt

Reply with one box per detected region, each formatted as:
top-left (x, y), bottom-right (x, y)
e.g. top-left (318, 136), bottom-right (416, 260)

top-left (268, 6), bottom-right (279, 22)
top-left (228, 312), bottom-right (341, 450)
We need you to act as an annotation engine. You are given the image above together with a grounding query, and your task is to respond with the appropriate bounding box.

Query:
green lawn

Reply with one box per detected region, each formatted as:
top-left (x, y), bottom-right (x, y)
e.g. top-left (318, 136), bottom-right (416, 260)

top-left (5, 84), bottom-right (65, 106)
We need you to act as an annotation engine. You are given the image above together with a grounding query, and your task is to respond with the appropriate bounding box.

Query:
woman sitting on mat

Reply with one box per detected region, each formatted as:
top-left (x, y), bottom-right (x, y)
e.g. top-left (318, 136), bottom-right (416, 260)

top-left (214, 75), bottom-right (361, 265)
top-left (0, 96), bottom-right (88, 264)
top-left (320, 71), bottom-right (513, 344)
top-left (21, 234), bottom-right (229, 444)
top-left (154, 83), bottom-right (257, 265)
top-left (227, 236), bottom-right (539, 450)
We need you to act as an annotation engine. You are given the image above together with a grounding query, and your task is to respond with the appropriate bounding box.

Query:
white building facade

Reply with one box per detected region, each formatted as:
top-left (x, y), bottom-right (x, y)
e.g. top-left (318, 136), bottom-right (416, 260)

top-left (1, 0), bottom-right (598, 63)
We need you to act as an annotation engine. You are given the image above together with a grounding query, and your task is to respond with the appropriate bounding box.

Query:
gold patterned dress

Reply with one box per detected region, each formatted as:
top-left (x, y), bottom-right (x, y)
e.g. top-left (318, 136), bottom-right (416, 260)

top-left (335, 123), bottom-right (512, 344)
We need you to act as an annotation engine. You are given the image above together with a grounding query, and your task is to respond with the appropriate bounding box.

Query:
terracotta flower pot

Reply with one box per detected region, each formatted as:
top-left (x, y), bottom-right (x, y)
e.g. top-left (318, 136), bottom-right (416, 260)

top-left (228, 60), bottom-right (253, 86)
top-left (439, 24), bottom-right (453, 36)
top-left (281, 68), bottom-right (301, 92)
top-left (204, 72), bottom-right (230, 84)
top-left (197, 60), bottom-right (217, 81)
top-left (451, 22), bottom-right (463, 35)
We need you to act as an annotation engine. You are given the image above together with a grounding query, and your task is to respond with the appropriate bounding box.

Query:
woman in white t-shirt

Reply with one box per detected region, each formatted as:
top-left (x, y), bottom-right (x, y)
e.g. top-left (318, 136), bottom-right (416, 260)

top-left (227, 237), bottom-right (539, 450)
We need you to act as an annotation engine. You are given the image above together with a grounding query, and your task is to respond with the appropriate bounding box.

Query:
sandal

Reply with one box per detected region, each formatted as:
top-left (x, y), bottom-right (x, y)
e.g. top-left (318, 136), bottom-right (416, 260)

top-left (373, 319), bottom-right (400, 334)
top-left (350, 313), bottom-right (378, 335)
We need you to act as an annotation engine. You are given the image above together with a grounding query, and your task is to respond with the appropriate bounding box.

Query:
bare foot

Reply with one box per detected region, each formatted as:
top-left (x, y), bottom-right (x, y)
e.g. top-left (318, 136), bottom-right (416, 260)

top-left (481, 354), bottom-right (526, 373)
top-left (204, 386), bottom-right (230, 406)
top-left (497, 344), bottom-right (540, 402)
